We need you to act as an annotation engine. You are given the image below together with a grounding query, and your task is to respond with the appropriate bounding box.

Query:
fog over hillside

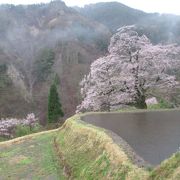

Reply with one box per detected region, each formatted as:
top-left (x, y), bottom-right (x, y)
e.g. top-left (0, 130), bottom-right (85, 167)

top-left (0, 0), bottom-right (180, 122)
top-left (0, 0), bottom-right (111, 121)
top-left (75, 2), bottom-right (180, 44)
top-left (1, 2), bottom-right (180, 179)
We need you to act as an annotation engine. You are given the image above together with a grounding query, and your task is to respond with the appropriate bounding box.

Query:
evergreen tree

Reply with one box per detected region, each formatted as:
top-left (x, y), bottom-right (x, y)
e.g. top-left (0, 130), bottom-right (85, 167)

top-left (48, 83), bottom-right (64, 123)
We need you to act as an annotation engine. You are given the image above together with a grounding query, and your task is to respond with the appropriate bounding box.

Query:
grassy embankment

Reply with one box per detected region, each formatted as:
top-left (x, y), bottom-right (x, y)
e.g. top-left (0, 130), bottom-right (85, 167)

top-left (0, 113), bottom-right (180, 179)
top-left (0, 130), bottom-right (66, 180)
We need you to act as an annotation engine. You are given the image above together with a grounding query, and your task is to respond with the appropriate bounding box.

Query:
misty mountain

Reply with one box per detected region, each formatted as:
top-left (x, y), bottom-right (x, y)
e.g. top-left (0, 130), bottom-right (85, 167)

top-left (0, 0), bottom-right (111, 121)
top-left (0, 0), bottom-right (180, 121)
top-left (75, 2), bottom-right (180, 44)
top-left (75, 2), bottom-right (147, 32)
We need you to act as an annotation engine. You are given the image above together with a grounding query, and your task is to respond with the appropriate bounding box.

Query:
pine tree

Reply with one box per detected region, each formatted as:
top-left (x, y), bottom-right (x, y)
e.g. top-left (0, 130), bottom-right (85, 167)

top-left (48, 83), bottom-right (64, 123)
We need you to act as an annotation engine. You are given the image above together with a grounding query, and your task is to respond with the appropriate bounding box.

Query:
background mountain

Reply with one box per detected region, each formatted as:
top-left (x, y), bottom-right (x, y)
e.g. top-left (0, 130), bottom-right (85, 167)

top-left (75, 2), bottom-right (180, 44)
top-left (0, 0), bottom-right (180, 122)
top-left (0, 0), bottom-right (111, 122)
top-left (74, 2), bottom-right (147, 32)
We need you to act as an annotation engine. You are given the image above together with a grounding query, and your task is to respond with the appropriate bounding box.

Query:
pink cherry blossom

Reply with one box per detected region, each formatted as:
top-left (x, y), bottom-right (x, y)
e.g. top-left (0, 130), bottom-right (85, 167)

top-left (0, 113), bottom-right (38, 138)
top-left (77, 25), bottom-right (180, 112)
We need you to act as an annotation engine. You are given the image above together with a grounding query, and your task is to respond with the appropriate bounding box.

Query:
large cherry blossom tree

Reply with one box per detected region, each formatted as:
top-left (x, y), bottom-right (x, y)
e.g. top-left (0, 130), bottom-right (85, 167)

top-left (77, 25), bottom-right (180, 112)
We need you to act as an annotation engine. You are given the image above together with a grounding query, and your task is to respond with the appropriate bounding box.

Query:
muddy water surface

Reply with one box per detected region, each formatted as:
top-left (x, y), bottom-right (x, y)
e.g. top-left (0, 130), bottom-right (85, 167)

top-left (82, 110), bottom-right (180, 165)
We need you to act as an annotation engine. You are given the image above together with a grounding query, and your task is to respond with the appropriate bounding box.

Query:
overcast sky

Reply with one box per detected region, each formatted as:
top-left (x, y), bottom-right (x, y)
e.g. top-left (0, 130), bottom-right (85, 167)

top-left (0, 0), bottom-right (180, 15)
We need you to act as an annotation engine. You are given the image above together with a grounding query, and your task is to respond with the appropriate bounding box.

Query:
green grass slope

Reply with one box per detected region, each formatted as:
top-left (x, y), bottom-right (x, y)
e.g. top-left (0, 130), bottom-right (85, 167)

top-left (0, 130), bottom-right (66, 180)
top-left (0, 113), bottom-right (180, 179)
top-left (55, 115), bottom-right (148, 179)
top-left (148, 153), bottom-right (180, 180)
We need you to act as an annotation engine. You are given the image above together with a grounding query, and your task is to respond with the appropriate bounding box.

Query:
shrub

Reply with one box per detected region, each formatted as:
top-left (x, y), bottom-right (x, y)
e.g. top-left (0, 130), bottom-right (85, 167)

top-left (14, 123), bottom-right (42, 137)
top-left (148, 99), bottom-right (173, 109)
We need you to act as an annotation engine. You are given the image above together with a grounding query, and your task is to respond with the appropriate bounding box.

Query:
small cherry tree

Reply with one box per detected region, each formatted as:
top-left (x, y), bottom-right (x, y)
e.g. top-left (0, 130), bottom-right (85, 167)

top-left (77, 25), bottom-right (180, 112)
top-left (0, 113), bottom-right (38, 137)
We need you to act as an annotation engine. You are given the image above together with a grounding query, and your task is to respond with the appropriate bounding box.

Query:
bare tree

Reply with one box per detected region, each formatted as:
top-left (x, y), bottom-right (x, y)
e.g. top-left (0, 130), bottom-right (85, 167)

top-left (2, 26), bottom-right (42, 97)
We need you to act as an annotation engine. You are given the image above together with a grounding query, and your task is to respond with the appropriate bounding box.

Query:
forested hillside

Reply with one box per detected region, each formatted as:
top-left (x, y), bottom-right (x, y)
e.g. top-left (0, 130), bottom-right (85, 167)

top-left (0, 1), bottom-right (180, 178)
top-left (76, 2), bottom-right (180, 44)
top-left (0, 0), bottom-right (111, 122)
top-left (0, 0), bottom-right (180, 122)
